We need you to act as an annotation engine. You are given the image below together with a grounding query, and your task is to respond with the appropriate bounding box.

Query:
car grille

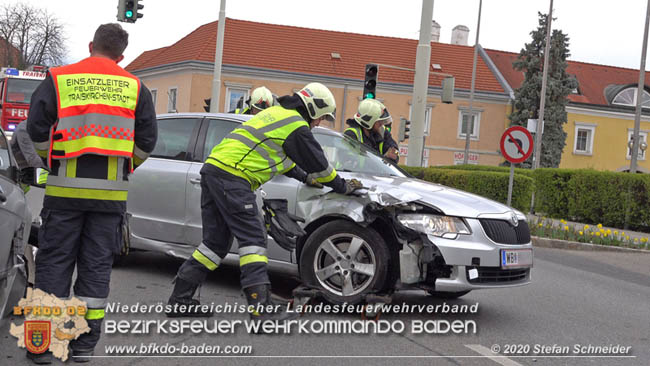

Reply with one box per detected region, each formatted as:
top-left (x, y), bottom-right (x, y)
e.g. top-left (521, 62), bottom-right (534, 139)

top-left (479, 219), bottom-right (530, 244)
top-left (467, 267), bottom-right (529, 284)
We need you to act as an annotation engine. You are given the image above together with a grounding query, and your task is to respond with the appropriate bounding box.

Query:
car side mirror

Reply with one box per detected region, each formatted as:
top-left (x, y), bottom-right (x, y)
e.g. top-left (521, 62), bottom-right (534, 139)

top-left (21, 167), bottom-right (46, 188)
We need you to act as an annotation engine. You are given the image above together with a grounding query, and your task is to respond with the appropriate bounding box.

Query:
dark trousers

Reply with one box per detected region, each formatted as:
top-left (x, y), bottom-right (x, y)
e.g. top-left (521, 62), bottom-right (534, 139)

top-left (176, 172), bottom-right (269, 289)
top-left (35, 208), bottom-right (122, 351)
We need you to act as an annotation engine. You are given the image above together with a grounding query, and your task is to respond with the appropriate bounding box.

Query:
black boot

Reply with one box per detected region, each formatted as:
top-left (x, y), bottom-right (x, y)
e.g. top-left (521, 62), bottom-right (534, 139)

top-left (71, 349), bottom-right (93, 363)
top-left (26, 350), bottom-right (52, 364)
top-left (243, 284), bottom-right (298, 322)
top-left (166, 278), bottom-right (213, 317)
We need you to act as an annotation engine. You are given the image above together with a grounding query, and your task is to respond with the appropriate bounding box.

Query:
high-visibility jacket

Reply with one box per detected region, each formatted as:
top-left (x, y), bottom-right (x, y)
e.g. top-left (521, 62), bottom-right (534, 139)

top-left (344, 126), bottom-right (386, 154)
top-left (205, 106), bottom-right (337, 190)
top-left (234, 107), bottom-right (250, 115)
top-left (42, 57), bottom-right (146, 204)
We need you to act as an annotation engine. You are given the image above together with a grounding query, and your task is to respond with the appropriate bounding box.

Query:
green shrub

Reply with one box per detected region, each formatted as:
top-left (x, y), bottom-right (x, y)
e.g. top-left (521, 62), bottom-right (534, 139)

top-left (532, 168), bottom-right (576, 217)
top-left (437, 164), bottom-right (535, 177)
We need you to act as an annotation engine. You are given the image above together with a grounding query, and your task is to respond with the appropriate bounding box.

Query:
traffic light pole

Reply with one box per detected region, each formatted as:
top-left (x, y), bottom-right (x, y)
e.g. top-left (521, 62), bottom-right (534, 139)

top-left (406, 0), bottom-right (434, 167)
top-left (210, 0), bottom-right (226, 113)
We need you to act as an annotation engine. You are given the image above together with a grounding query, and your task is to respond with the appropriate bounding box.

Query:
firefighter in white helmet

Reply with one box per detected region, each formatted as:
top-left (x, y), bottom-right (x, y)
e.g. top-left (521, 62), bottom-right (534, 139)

top-left (232, 86), bottom-right (274, 115)
top-left (344, 99), bottom-right (399, 163)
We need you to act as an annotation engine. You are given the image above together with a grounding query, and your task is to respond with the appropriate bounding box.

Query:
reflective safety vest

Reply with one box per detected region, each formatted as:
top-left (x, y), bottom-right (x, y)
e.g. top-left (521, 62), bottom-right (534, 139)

top-left (234, 107), bottom-right (250, 115)
top-left (345, 126), bottom-right (385, 154)
top-left (205, 106), bottom-right (312, 190)
top-left (44, 57), bottom-right (140, 203)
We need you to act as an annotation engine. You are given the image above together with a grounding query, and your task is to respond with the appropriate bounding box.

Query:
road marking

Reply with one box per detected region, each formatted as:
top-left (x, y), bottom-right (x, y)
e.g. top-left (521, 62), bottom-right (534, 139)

top-left (465, 344), bottom-right (523, 366)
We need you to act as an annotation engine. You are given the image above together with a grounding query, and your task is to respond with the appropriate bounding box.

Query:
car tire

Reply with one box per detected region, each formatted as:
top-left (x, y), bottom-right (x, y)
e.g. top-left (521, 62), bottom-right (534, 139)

top-left (426, 290), bottom-right (471, 299)
top-left (299, 220), bottom-right (389, 304)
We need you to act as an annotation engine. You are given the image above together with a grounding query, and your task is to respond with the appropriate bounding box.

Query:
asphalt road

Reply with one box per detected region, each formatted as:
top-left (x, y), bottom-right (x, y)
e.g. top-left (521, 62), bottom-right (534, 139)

top-left (2, 247), bottom-right (649, 366)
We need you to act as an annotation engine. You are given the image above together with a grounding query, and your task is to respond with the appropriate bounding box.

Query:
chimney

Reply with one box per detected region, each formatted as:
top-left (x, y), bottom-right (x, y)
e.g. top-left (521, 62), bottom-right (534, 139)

top-left (431, 20), bottom-right (441, 42)
top-left (451, 25), bottom-right (469, 46)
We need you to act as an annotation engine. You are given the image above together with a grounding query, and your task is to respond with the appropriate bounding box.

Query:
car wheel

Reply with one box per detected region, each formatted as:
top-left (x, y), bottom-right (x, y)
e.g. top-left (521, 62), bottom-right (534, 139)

top-left (299, 220), bottom-right (389, 304)
top-left (426, 290), bottom-right (471, 299)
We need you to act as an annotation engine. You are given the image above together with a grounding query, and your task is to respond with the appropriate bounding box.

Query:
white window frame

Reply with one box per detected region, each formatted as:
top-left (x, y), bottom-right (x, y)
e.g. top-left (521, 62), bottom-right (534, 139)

top-left (573, 123), bottom-right (596, 155)
top-left (408, 104), bottom-right (433, 136)
top-left (150, 89), bottom-right (157, 109)
top-left (167, 87), bottom-right (177, 113)
top-left (457, 109), bottom-right (481, 140)
top-left (626, 130), bottom-right (648, 161)
top-left (612, 87), bottom-right (650, 109)
top-left (225, 86), bottom-right (250, 113)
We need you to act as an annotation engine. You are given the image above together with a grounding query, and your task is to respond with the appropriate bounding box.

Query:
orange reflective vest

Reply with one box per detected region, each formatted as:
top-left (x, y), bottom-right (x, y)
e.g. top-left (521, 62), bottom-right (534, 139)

top-left (48, 57), bottom-right (139, 163)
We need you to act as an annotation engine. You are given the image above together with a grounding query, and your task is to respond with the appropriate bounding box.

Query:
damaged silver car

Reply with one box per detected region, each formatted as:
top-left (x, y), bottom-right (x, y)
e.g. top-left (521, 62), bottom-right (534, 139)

top-left (127, 113), bottom-right (533, 304)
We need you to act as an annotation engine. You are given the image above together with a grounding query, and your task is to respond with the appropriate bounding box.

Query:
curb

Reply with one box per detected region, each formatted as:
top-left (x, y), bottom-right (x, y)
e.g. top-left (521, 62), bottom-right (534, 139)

top-left (532, 236), bottom-right (650, 254)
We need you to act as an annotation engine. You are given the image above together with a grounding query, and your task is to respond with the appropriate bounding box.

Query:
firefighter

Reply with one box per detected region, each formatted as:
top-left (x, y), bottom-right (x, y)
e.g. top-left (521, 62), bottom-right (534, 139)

top-left (167, 82), bottom-right (363, 321)
top-left (344, 99), bottom-right (400, 163)
top-left (232, 86), bottom-right (274, 115)
top-left (26, 23), bottom-right (157, 363)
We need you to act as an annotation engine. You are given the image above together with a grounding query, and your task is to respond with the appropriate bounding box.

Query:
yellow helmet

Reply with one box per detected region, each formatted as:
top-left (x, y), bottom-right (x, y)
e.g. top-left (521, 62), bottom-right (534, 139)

top-left (297, 82), bottom-right (336, 121)
top-left (250, 86), bottom-right (274, 111)
top-left (354, 99), bottom-right (383, 129)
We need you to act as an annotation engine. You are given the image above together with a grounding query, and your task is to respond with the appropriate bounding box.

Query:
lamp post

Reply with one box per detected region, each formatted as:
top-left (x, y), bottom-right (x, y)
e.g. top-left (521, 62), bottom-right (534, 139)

top-left (623, 136), bottom-right (648, 230)
top-left (628, 137), bottom-right (648, 162)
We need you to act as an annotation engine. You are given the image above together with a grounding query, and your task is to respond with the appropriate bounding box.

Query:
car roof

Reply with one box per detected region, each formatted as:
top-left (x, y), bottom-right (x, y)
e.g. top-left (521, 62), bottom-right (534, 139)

top-left (156, 112), bottom-right (342, 136)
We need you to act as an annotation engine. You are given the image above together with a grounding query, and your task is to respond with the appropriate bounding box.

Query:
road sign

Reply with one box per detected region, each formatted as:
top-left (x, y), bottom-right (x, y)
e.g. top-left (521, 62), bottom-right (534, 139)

top-left (500, 126), bottom-right (534, 164)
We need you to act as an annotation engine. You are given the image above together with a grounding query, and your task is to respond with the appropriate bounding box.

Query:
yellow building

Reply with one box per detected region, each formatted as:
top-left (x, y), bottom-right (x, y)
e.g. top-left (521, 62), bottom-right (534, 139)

top-left (126, 18), bottom-right (514, 167)
top-left (487, 50), bottom-right (650, 173)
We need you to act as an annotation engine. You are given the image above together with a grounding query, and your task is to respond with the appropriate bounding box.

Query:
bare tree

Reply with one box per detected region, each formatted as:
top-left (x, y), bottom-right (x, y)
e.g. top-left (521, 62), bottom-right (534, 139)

top-left (0, 2), bottom-right (67, 68)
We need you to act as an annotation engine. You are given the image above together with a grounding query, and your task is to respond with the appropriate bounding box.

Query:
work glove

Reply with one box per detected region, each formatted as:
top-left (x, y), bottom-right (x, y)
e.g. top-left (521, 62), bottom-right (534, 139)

top-left (304, 177), bottom-right (324, 189)
top-left (343, 178), bottom-right (364, 195)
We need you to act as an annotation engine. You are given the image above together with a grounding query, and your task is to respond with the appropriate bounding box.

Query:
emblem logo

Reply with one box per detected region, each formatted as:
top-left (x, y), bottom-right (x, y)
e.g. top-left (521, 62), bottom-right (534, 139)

top-left (25, 321), bottom-right (51, 354)
top-left (509, 212), bottom-right (519, 227)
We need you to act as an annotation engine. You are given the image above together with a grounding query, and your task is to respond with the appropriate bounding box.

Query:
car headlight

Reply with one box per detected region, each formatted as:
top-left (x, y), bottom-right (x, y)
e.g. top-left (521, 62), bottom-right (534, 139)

top-left (397, 213), bottom-right (470, 239)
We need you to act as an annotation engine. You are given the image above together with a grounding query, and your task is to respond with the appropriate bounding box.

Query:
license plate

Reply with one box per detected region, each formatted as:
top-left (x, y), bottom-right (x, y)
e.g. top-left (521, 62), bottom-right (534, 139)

top-left (501, 249), bottom-right (533, 269)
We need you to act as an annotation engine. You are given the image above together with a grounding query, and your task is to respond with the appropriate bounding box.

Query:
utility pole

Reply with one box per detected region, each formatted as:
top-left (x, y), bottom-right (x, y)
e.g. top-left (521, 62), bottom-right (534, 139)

top-left (407, 0), bottom-right (434, 167)
top-left (532, 0), bottom-right (554, 169)
top-left (630, 0), bottom-right (650, 174)
top-left (209, 0), bottom-right (226, 113)
top-left (463, 0), bottom-right (482, 164)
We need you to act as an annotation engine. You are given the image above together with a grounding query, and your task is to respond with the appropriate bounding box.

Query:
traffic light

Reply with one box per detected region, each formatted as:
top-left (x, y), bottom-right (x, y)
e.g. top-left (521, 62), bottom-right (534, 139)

top-left (117, 0), bottom-right (143, 23)
top-left (204, 98), bottom-right (211, 112)
top-left (398, 117), bottom-right (410, 142)
top-left (363, 64), bottom-right (378, 99)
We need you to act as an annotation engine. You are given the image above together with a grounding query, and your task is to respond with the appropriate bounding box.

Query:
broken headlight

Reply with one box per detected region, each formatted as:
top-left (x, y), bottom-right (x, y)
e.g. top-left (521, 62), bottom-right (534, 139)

top-left (397, 214), bottom-right (470, 239)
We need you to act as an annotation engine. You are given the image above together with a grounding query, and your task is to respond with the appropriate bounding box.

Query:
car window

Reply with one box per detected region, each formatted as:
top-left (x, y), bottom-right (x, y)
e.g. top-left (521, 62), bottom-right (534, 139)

top-left (313, 131), bottom-right (405, 177)
top-left (202, 119), bottom-right (240, 160)
top-left (151, 118), bottom-right (199, 160)
top-left (0, 129), bottom-right (14, 179)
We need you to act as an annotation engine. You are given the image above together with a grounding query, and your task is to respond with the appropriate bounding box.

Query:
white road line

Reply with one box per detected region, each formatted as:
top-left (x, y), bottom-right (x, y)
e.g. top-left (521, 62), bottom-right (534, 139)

top-left (465, 344), bottom-right (524, 366)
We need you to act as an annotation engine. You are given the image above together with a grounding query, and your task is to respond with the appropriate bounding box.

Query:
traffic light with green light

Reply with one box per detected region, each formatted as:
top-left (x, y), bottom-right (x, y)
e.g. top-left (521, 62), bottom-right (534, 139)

top-left (363, 64), bottom-right (378, 99)
top-left (117, 0), bottom-right (144, 23)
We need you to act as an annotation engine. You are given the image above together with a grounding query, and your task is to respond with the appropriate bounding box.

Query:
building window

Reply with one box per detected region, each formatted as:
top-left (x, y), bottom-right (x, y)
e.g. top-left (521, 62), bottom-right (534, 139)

top-left (226, 87), bottom-right (249, 113)
top-left (573, 124), bottom-right (595, 155)
top-left (627, 131), bottom-right (647, 160)
top-left (408, 105), bottom-right (432, 136)
top-left (612, 87), bottom-right (650, 109)
top-left (167, 87), bottom-right (177, 113)
top-left (150, 89), bottom-right (157, 108)
top-left (457, 110), bottom-right (480, 140)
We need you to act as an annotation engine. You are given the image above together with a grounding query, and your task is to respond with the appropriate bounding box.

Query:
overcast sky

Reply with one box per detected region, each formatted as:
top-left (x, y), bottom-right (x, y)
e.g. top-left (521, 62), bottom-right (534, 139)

top-left (3, 0), bottom-right (650, 71)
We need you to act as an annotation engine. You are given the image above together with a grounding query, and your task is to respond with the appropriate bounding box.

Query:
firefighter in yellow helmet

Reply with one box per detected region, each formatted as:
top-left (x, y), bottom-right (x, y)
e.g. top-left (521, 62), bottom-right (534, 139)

top-left (344, 99), bottom-right (399, 163)
top-left (232, 86), bottom-right (274, 115)
top-left (167, 82), bottom-right (363, 321)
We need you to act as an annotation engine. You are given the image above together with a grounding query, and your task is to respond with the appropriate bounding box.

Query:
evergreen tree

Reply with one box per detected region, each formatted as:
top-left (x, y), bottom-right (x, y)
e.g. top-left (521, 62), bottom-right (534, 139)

top-left (509, 12), bottom-right (578, 168)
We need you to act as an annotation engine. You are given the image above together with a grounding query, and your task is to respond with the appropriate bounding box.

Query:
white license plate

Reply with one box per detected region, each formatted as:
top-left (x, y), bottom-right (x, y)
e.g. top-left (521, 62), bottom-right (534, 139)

top-left (501, 249), bottom-right (533, 269)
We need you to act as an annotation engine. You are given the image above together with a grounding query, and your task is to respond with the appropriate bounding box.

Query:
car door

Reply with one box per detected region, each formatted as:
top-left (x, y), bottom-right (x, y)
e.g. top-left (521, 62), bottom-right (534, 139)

top-left (127, 117), bottom-right (200, 245)
top-left (185, 117), bottom-right (295, 263)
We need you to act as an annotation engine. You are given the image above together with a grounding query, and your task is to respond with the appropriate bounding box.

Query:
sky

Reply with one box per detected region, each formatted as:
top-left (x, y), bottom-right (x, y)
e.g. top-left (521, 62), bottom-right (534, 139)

top-left (3, 0), bottom-right (650, 71)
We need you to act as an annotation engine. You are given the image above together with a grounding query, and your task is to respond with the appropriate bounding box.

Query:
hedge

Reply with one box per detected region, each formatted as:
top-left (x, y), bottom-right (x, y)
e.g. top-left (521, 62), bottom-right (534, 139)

top-left (437, 164), bottom-right (535, 177)
top-left (399, 166), bottom-right (534, 212)
top-left (401, 165), bottom-right (650, 232)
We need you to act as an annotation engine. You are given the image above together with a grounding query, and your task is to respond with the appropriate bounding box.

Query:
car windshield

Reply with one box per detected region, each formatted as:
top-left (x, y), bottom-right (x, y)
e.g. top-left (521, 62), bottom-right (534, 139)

top-left (313, 130), bottom-right (406, 177)
top-left (6, 78), bottom-right (41, 104)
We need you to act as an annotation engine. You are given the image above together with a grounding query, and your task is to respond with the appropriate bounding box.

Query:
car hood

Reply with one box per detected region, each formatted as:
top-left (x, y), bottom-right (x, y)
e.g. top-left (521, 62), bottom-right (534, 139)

top-left (343, 172), bottom-right (521, 219)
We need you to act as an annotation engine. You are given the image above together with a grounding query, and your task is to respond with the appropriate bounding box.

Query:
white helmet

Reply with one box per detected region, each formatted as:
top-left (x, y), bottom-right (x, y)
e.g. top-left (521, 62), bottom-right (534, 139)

top-left (354, 99), bottom-right (383, 129)
top-left (250, 86), bottom-right (274, 111)
top-left (374, 100), bottom-right (392, 124)
top-left (297, 82), bottom-right (336, 122)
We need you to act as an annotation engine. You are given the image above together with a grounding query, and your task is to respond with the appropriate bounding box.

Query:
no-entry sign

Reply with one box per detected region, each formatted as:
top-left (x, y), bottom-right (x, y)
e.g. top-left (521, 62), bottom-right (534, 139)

top-left (500, 126), bottom-right (534, 164)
